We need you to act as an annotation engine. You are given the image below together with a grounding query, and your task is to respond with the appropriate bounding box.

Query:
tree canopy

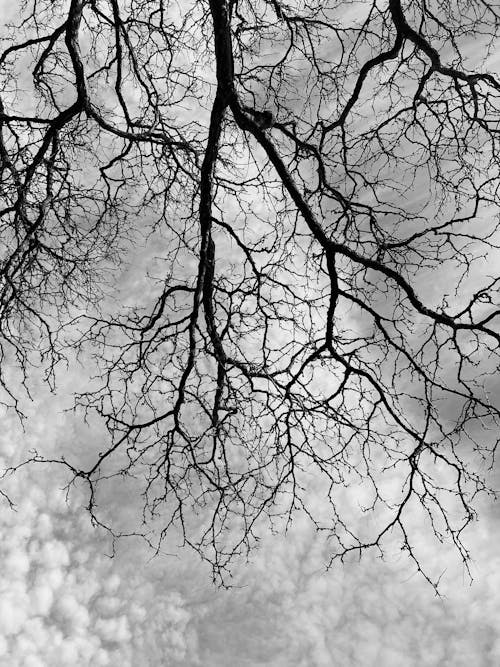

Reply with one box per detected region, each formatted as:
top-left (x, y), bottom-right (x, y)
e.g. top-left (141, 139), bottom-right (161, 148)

top-left (1, 0), bottom-right (500, 584)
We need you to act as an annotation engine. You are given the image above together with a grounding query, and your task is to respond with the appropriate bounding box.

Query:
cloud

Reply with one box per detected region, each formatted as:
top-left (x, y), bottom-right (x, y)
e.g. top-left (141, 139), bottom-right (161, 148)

top-left (0, 339), bottom-right (498, 667)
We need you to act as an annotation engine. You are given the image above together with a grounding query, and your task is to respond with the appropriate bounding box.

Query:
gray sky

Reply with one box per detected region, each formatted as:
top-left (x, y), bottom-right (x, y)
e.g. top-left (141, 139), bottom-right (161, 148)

top-left (1, 1), bottom-right (500, 664)
top-left (0, 375), bottom-right (499, 665)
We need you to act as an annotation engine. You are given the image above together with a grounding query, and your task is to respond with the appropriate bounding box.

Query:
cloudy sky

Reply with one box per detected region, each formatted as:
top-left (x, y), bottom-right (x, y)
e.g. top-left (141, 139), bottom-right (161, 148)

top-left (2, 1), bottom-right (500, 665)
top-left (0, 364), bottom-right (499, 666)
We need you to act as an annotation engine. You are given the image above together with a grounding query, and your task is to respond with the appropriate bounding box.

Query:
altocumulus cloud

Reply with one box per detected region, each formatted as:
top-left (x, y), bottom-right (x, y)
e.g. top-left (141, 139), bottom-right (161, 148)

top-left (0, 462), bottom-right (201, 666)
top-left (0, 0), bottom-right (499, 663)
top-left (0, 344), bottom-right (498, 667)
top-left (0, 395), bottom-right (202, 667)
top-left (1, 387), bottom-right (500, 667)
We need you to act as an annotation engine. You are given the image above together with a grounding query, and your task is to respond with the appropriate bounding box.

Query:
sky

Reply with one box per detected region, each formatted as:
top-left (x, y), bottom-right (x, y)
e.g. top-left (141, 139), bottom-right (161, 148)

top-left (0, 372), bottom-right (499, 666)
top-left (1, 1), bottom-right (500, 665)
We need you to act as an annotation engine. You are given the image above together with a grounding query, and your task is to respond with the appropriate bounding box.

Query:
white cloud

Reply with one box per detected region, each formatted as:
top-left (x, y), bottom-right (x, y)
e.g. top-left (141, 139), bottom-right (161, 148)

top-left (0, 338), bottom-right (498, 667)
